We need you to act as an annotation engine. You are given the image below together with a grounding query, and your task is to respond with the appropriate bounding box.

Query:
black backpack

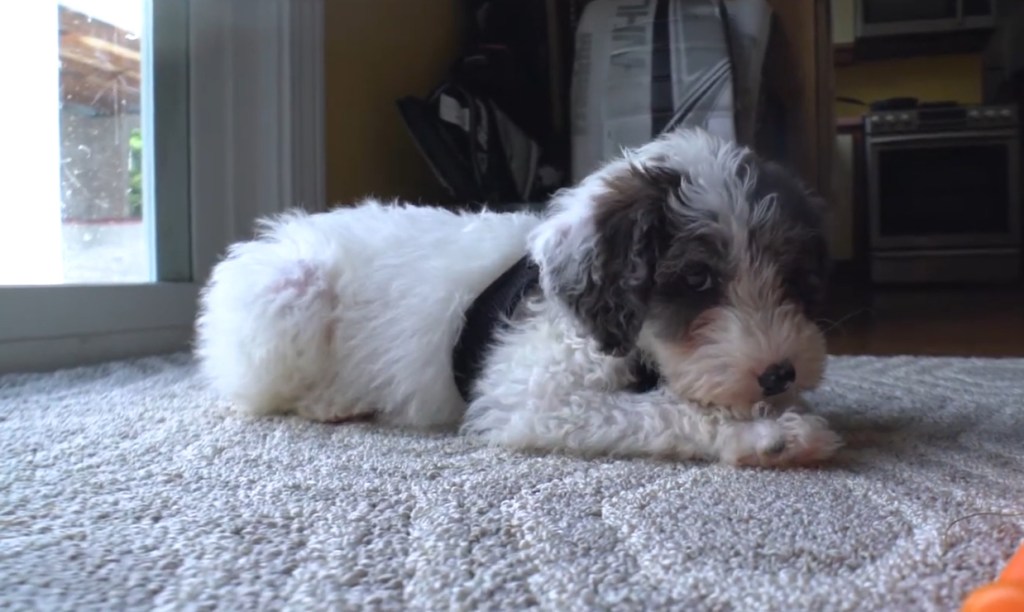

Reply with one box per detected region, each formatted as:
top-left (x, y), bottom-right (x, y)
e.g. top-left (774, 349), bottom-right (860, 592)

top-left (396, 0), bottom-right (570, 208)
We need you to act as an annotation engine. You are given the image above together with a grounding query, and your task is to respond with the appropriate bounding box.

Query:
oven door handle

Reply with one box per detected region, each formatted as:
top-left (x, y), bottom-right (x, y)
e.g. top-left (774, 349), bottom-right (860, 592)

top-left (866, 130), bottom-right (1020, 144)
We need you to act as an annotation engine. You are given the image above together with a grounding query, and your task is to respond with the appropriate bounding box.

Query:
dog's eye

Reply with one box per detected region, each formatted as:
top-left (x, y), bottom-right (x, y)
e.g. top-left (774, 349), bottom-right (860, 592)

top-left (684, 268), bottom-right (714, 292)
top-left (656, 264), bottom-right (718, 298)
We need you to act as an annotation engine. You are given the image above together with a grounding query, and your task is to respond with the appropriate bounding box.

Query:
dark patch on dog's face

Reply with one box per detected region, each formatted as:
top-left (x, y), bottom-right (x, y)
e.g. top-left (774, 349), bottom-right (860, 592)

top-left (647, 213), bottom-right (732, 341)
top-left (746, 160), bottom-right (831, 317)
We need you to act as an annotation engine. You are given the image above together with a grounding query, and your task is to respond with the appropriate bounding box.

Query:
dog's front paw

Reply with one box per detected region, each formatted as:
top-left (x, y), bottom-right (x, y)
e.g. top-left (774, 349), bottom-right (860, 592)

top-left (723, 412), bottom-right (843, 468)
top-left (771, 412), bottom-right (844, 466)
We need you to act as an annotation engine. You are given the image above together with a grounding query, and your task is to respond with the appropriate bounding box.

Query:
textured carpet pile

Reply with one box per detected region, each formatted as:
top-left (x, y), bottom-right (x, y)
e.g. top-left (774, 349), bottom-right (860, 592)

top-left (1, 353), bottom-right (1023, 610)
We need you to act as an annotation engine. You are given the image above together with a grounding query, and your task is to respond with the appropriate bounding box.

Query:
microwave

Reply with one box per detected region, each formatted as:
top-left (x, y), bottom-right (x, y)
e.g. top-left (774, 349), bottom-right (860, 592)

top-left (855, 0), bottom-right (996, 39)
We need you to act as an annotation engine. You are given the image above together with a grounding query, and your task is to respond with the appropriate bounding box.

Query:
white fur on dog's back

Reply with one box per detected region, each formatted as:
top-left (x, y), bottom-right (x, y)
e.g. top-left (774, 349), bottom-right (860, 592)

top-left (194, 199), bottom-right (541, 428)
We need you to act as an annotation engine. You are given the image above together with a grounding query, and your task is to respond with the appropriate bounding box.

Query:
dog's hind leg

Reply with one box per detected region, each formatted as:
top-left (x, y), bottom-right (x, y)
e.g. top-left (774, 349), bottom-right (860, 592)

top-left (195, 249), bottom-right (351, 420)
top-left (461, 388), bottom-right (842, 467)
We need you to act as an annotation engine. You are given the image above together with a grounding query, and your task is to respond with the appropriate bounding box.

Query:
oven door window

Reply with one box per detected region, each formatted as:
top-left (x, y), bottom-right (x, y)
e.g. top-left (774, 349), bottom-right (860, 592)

top-left (861, 0), bottom-right (957, 24)
top-left (875, 140), bottom-right (1012, 238)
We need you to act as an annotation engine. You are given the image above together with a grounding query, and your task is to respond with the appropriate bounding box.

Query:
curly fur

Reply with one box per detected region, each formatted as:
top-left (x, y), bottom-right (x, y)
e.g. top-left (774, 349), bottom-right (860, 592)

top-left (194, 127), bottom-right (842, 467)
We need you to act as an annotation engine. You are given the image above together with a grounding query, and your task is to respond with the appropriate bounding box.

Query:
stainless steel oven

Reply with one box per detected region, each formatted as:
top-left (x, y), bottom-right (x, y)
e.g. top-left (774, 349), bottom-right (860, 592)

top-left (864, 104), bottom-right (1022, 283)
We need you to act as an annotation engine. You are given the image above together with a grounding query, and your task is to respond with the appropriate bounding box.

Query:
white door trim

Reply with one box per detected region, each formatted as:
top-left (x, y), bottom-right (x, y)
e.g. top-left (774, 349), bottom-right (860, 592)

top-left (190, 0), bottom-right (327, 284)
top-left (286, 0), bottom-right (327, 219)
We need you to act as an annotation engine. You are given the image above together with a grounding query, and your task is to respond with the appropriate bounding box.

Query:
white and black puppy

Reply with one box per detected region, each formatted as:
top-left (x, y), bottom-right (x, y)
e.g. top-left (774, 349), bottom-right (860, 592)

top-left (195, 127), bottom-right (842, 467)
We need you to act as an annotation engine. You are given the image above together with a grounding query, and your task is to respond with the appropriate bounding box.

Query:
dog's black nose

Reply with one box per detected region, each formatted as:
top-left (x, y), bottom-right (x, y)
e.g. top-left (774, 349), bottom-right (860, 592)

top-left (758, 360), bottom-right (795, 396)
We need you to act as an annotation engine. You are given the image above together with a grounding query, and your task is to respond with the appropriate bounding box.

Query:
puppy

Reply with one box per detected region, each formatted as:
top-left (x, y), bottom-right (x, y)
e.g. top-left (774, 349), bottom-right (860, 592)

top-left (194, 127), bottom-right (842, 467)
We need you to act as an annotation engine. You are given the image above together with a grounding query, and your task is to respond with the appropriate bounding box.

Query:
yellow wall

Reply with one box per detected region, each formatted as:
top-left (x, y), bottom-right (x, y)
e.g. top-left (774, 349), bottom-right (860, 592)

top-left (324, 1), bottom-right (462, 206)
top-left (830, 0), bottom-right (984, 118)
top-left (835, 54), bottom-right (983, 118)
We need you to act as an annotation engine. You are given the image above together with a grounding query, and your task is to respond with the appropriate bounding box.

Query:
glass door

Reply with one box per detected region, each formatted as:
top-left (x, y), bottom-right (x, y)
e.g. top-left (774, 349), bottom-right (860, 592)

top-left (0, 0), bottom-right (194, 371)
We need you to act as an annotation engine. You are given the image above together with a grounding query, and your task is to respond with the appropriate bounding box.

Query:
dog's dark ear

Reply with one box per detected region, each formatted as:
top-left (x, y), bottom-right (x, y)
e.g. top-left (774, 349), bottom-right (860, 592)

top-left (750, 159), bottom-right (832, 313)
top-left (535, 161), bottom-right (683, 356)
top-left (751, 160), bottom-right (829, 234)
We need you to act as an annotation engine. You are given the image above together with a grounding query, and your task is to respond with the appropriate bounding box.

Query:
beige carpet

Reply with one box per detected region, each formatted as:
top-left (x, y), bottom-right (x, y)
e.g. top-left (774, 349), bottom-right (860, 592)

top-left (1, 353), bottom-right (1023, 611)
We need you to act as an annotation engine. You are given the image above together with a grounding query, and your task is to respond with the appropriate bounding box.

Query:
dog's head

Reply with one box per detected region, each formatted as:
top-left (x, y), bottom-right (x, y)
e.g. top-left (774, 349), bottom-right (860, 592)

top-left (530, 127), bottom-right (830, 410)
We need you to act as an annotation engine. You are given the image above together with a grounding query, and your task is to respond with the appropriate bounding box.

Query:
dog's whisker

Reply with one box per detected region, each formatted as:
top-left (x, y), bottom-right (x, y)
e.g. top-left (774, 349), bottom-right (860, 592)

top-left (817, 308), bottom-right (871, 334)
